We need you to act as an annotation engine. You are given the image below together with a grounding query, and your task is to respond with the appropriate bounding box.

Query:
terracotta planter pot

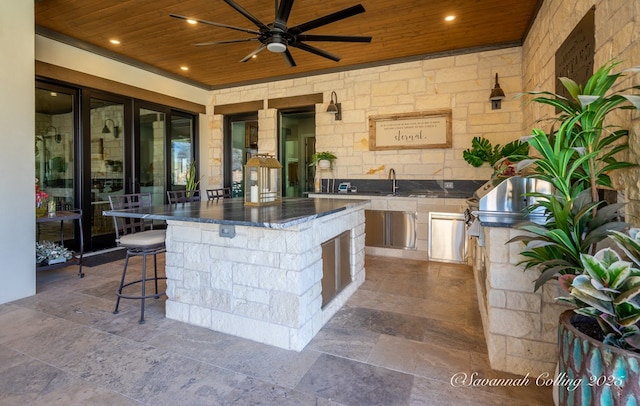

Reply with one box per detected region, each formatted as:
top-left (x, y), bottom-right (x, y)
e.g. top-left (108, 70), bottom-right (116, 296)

top-left (557, 309), bottom-right (640, 405)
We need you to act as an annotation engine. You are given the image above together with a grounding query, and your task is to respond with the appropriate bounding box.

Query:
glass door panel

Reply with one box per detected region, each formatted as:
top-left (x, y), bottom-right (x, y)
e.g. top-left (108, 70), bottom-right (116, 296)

top-left (279, 110), bottom-right (315, 197)
top-left (169, 115), bottom-right (194, 193)
top-left (224, 114), bottom-right (258, 198)
top-left (35, 85), bottom-right (77, 246)
top-left (138, 108), bottom-right (166, 206)
top-left (89, 98), bottom-right (125, 240)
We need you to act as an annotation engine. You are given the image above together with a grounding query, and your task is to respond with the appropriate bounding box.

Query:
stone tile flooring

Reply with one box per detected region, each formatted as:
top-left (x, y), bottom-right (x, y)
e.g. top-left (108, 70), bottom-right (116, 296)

top-left (0, 255), bottom-right (552, 405)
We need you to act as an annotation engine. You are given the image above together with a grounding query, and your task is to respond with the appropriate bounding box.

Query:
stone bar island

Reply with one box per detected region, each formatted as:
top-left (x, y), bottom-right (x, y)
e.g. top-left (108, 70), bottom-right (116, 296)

top-left (104, 197), bottom-right (367, 351)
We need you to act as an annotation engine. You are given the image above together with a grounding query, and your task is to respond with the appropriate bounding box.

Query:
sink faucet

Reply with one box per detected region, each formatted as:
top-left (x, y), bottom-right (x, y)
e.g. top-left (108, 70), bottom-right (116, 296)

top-left (388, 168), bottom-right (399, 195)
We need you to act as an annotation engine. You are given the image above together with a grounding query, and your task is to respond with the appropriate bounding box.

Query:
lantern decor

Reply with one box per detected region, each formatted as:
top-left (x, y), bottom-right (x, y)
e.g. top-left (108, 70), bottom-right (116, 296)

top-left (244, 154), bottom-right (282, 206)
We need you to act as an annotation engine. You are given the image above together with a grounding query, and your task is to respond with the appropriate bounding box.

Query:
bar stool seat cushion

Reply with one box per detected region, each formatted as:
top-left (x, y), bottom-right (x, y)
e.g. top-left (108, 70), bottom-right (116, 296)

top-left (118, 229), bottom-right (166, 249)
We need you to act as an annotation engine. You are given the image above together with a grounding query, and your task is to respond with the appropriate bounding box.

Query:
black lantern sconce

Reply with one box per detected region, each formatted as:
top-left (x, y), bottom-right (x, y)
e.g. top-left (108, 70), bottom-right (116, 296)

top-left (46, 125), bottom-right (61, 143)
top-left (326, 91), bottom-right (342, 120)
top-left (102, 118), bottom-right (120, 138)
top-left (489, 73), bottom-right (506, 110)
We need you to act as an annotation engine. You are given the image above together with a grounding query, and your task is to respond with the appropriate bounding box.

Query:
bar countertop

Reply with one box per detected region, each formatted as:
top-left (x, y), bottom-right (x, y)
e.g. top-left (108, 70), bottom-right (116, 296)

top-left (103, 197), bottom-right (369, 229)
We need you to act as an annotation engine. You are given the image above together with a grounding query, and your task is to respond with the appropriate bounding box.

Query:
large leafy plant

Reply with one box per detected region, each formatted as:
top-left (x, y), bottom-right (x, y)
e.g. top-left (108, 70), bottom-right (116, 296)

top-left (558, 229), bottom-right (640, 351)
top-left (463, 136), bottom-right (529, 167)
top-left (509, 60), bottom-right (640, 290)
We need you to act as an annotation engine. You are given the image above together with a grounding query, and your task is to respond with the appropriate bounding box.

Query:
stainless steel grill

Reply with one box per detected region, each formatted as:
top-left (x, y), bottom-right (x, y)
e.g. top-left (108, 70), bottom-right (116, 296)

top-left (468, 176), bottom-right (552, 225)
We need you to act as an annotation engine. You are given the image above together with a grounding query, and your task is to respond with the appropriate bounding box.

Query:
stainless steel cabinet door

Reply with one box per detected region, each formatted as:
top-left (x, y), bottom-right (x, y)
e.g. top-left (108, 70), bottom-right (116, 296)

top-left (388, 211), bottom-right (416, 249)
top-left (365, 210), bottom-right (385, 247)
top-left (429, 212), bottom-right (467, 263)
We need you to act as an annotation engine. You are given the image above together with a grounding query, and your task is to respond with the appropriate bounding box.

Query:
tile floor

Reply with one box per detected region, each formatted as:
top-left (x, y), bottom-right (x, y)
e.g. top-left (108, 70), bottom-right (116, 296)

top-left (0, 255), bottom-right (552, 405)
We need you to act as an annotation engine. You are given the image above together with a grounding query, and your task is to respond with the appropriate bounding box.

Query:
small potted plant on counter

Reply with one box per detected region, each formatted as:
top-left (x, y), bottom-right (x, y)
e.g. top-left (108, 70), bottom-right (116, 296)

top-left (310, 151), bottom-right (337, 169)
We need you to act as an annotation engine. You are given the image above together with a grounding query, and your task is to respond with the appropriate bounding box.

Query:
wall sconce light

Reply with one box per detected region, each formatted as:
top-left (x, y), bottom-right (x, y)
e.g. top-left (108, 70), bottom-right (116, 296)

top-left (326, 91), bottom-right (342, 120)
top-left (489, 73), bottom-right (506, 110)
top-left (102, 119), bottom-right (120, 138)
top-left (46, 125), bottom-right (62, 143)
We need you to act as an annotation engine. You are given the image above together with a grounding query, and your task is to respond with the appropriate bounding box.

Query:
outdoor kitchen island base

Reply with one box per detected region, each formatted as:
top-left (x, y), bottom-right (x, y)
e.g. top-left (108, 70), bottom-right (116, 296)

top-left (106, 198), bottom-right (367, 351)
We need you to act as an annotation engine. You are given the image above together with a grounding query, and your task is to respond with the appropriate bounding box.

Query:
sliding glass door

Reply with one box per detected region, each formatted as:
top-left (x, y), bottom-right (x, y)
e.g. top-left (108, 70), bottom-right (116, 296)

top-left (224, 113), bottom-right (258, 197)
top-left (35, 83), bottom-right (80, 248)
top-left (169, 113), bottom-right (196, 193)
top-left (36, 83), bottom-right (198, 251)
top-left (85, 92), bottom-right (130, 249)
top-left (279, 109), bottom-right (316, 197)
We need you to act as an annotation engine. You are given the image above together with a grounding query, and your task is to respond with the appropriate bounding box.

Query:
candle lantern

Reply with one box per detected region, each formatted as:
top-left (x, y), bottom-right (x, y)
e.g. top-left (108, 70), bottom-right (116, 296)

top-left (244, 154), bottom-right (282, 206)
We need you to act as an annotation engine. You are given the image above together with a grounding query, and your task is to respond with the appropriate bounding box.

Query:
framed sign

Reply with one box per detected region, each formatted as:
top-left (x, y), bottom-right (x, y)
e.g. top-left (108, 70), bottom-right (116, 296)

top-left (368, 110), bottom-right (452, 150)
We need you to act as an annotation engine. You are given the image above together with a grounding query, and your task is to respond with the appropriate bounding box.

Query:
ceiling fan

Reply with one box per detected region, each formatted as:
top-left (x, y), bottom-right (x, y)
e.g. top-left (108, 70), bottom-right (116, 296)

top-left (170, 0), bottom-right (372, 67)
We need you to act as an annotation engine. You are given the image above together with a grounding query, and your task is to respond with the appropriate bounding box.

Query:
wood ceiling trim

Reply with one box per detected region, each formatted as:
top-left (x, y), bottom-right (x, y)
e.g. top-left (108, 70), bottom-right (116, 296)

top-left (35, 61), bottom-right (206, 114)
top-left (268, 94), bottom-right (323, 110)
top-left (214, 100), bottom-right (264, 116)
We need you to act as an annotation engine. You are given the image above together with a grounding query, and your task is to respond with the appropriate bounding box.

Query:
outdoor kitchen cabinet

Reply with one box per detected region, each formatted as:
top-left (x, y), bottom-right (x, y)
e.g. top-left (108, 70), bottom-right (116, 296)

top-left (364, 210), bottom-right (416, 249)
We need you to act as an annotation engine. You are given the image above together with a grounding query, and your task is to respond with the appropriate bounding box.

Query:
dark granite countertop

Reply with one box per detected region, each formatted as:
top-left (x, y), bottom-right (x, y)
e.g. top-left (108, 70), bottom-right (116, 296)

top-left (103, 197), bottom-right (369, 229)
top-left (310, 191), bottom-right (472, 199)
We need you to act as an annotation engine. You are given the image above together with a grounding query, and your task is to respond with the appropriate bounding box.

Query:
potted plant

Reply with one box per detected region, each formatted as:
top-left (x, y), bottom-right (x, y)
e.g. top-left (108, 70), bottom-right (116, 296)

top-left (36, 240), bottom-right (74, 265)
top-left (511, 60), bottom-right (639, 289)
top-left (509, 60), bottom-right (640, 405)
top-left (463, 136), bottom-right (529, 176)
top-left (555, 229), bottom-right (640, 405)
top-left (185, 160), bottom-right (202, 199)
top-left (309, 151), bottom-right (337, 169)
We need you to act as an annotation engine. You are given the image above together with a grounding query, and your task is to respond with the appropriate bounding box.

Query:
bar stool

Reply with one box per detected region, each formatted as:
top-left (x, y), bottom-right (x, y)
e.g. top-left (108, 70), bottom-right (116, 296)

top-left (206, 187), bottom-right (232, 201)
top-left (167, 189), bottom-right (200, 203)
top-left (108, 193), bottom-right (166, 324)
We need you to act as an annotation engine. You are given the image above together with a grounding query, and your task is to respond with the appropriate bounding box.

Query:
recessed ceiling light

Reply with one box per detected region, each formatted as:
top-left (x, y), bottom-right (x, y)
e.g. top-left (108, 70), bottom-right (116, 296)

top-left (109, 39), bottom-right (121, 45)
top-left (180, 66), bottom-right (189, 71)
top-left (186, 19), bottom-right (197, 25)
top-left (445, 15), bottom-right (455, 22)
top-left (50, 92), bottom-right (57, 97)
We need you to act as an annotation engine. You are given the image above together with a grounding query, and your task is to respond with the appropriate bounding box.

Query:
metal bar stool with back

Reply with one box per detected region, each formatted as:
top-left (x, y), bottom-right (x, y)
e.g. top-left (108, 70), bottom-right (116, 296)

top-left (107, 192), bottom-right (166, 323)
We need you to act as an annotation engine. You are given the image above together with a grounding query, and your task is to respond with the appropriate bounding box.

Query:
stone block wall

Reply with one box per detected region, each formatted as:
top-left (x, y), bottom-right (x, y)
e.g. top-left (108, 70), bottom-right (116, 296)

top-left (164, 206), bottom-right (365, 351)
top-left (522, 0), bottom-right (640, 226)
top-left (472, 226), bottom-right (571, 376)
top-left (203, 47), bottom-right (524, 191)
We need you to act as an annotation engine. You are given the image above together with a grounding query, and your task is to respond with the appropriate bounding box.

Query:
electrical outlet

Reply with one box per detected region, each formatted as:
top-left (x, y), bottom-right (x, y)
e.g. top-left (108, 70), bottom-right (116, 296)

top-left (219, 225), bottom-right (236, 238)
top-left (444, 181), bottom-right (454, 189)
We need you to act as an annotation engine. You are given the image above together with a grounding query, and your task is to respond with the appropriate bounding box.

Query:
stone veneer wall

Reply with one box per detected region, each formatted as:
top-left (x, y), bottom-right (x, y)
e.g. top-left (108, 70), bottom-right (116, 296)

top-left (471, 226), bottom-right (571, 376)
top-left (521, 0), bottom-right (640, 226)
top-left (203, 47), bottom-right (524, 191)
top-left (163, 206), bottom-right (365, 351)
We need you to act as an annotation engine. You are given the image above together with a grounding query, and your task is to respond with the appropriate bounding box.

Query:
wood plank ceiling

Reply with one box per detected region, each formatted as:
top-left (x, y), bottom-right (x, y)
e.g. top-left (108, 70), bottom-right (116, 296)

top-left (35, 0), bottom-right (542, 90)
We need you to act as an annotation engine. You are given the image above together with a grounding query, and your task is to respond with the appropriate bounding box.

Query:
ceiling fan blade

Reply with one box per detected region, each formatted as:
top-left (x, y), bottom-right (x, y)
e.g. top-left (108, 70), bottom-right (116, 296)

top-left (290, 42), bottom-right (340, 62)
top-left (194, 38), bottom-right (258, 46)
top-left (288, 4), bottom-right (365, 34)
top-left (224, 0), bottom-right (270, 31)
top-left (240, 44), bottom-right (267, 62)
top-left (296, 34), bottom-right (372, 43)
top-left (275, 0), bottom-right (294, 29)
top-left (169, 13), bottom-right (260, 35)
top-left (282, 49), bottom-right (297, 67)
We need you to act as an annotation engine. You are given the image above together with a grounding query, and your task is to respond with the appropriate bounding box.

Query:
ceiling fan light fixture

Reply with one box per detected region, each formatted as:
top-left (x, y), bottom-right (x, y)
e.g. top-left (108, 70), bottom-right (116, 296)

top-left (266, 41), bottom-right (287, 53)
